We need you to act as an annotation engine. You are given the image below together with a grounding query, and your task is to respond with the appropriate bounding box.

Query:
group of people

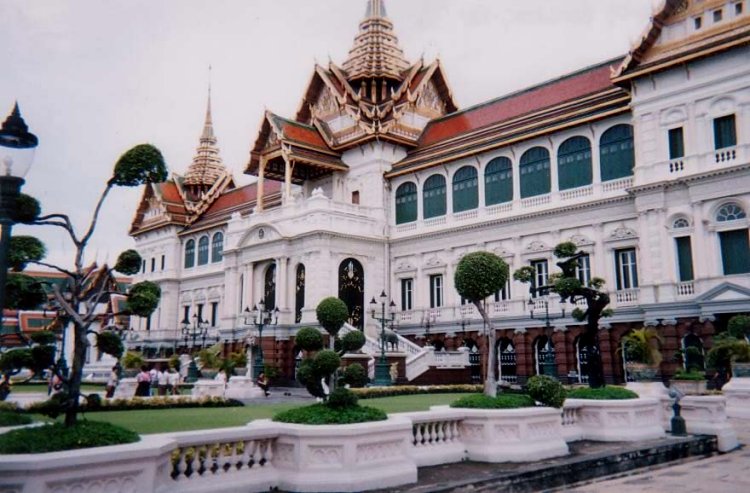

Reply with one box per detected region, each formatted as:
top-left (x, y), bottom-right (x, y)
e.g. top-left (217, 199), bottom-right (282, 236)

top-left (133, 365), bottom-right (181, 397)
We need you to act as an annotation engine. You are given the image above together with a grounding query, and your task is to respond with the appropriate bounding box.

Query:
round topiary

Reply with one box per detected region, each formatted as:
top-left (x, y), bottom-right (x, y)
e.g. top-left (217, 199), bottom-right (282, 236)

top-left (10, 193), bottom-right (41, 224)
top-left (110, 144), bottom-right (168, 187)
top-left (114, 249), bottom-right (142, 276)
top-left (295, 327), bottom-right (324, 352)
top-left (4, 273), bottom-right (46, 310)
top-left (454, 252), bottom-right (509, 302)
top-left (326, 388), bottom-right (359, 409)
top-left (8, 236), bottom-right (46, 271)
top-left (728, 315), bottom-right (750, 340)
top-left (340, 330), bottom-right (366, 353)
top-left (29, 330), bottom-right (56, 345)
top-left (553, 241), bottom-right (578, 258)
top-left (527, 375), bottom-right (566, 408)
top-left (316, 297), bottom-right (349, 339)
top-left (313, 350), bottom-right (341, 376)
top-left (125, 281), bottom-right (161, 317)
top-left (341, 363), bottom-right (368, 388)
top-left (97, 331), bottom-right (125, 359)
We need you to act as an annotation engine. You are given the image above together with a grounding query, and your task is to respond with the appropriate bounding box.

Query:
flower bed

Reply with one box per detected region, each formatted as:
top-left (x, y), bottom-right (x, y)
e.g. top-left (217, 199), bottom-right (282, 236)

top-left (25, 395), bottom-right (240, 415)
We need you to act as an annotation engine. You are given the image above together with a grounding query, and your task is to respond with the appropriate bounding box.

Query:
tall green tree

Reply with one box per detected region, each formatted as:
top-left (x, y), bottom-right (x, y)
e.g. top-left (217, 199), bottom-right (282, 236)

top-left (3, 144), bottom-right (167, 425)
top-left (454, 251), bottom-right (509, 397)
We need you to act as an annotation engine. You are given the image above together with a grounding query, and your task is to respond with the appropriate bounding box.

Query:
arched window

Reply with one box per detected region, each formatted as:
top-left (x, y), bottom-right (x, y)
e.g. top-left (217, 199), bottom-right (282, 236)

top-left (519, 147), bottom-right (551, 198)
top-left (211, 232), bottom-right (224, 263)
top-left (264, 264), bottom-right (277, 310)
top-left (533, 336), bottom-right (557, 377)
top-left (485, 157), bottom-right (513, 205)
top-left (423, 174), bottom-right (446, 219)
top-left (184, 239), bottom-right (195, 269)
top-left (716, 203), bottom-right (747, 222)
top-left (452, 166), bottom-right (479, 213)
top-left (673, 218), bottom-right (690, 229)
top-left (600, 124), bottom-right (635, 181)
top-left (395, 182), bottom-right (418, 224)
top-left (295, 264), bottom-right (305, 324)
top-left (197, 236), bottom-right (209, 265)
top-left (557, 136), bottom-right (592, 190)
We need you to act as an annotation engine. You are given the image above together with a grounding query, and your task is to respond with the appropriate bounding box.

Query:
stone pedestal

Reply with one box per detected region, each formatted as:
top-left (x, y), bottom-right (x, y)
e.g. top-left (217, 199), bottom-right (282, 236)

top-left (679, 395), bottom-right (739, 452)
top-left (722, 377), bottom-right (750, 419)
top-left (626, 381), bottom-right (669, 398)
top-left (225, 376), bottom-right (265, 399)
top-left (112, 378), bottom-right (137, 399)
top-left (191, 379), bottom-right (225, 398)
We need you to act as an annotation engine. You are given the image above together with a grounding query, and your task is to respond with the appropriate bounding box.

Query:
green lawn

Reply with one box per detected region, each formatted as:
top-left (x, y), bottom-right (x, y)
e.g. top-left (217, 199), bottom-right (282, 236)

top-left (10, 383), bottom-right (104, 394)
top-left (44, 393), bottom-right (473, 434)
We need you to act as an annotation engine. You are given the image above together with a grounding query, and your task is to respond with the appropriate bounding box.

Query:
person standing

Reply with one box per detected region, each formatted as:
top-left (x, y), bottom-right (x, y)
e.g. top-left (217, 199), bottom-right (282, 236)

top-left (167, 367), bottom-right (180, 396)
top-left (149, 366), bottom-right (158, 396)
top-left (157, 367), bottom-right (169, 396)
top-left (135, 365), bottom-right (151, 397)
top-left (105, 365), bottom-right (119, 398)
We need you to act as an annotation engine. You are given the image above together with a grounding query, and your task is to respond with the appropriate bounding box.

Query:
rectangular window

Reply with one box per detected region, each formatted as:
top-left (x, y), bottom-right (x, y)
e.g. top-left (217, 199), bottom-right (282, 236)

top-left (530, 260), bottom-right (549, 297)
top-left (694, 16), bottom-right (703, 29)
top-left (161, 255), bottom-right (165, 270)
top-left (183, 306), bottom-right (190, 324)
top-left (211, 302), bottom-right (219, 327)
top-left (429, 275), bottom-right (443, 308)
top-left (494, 278), bottom-right (512, 301)
top-left (668, 127), bottom-right (685, 159)
top-left (351, 191), bottom-right (360, 205)
top-left (719, 229), bottom-right (750, 275)
top-left (736, 2), bottom-right (744, 16)
top-left (141, 260), bottom-right (146, 274)
top-left (150, 258), bottom-right (155, 272)
top-left (615, 248), bottom-right (639, 290)
top-left (713, 9), bottom-right (723, 22)
top-left (714, 114), bottom-right (737, 150)
top-left (197, 304), bottom-right (204, 323)
top-left (576, 254), bottom-right (592, 286)
top-left (675, 236), bottom-right (694, 282)
top-left (401, 278), bottom-right (413, 311)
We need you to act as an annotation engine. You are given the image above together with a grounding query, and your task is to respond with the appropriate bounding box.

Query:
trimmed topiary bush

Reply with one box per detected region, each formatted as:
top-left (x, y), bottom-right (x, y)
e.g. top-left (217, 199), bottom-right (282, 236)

top-left (0, 411), bottom-right (32, 427)
top-left (341, 363), bottom-right (368, 388)
top-left (125, 281), bottom-right (161, 317)
top-left (340, 330), bottom-right (366, 353)
top-left (566, 386), bottom-right (638, 400)
top-left (316, 297), bottom-right (349, 341)
top-left (295, 327), bottom-right (324, 352)
top-left (111, 143), bottom-right (168, 187)
top-left (351, 384), bottom-right (482, 399)
top-left (527, 375), bottom-right (566, 408)
top-left (450, 393), bottom-right (536, 409)
top-left (327, 388), bottom-right (359, 409)
top-left (0, 421), bottom-right (140, 453)
top-left (273, 404), bottom-right (387, 425)
top-left (313, 350), bottom-right (341, 376)
top-left (114, 249), bottom-right (142, 276)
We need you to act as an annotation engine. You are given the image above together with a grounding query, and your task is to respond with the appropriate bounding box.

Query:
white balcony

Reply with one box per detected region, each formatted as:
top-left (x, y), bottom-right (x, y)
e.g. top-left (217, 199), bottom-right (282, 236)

top-left (676, 281), bottom-right (695, 297)
top-left (615, 288), bottom-right (640, 306)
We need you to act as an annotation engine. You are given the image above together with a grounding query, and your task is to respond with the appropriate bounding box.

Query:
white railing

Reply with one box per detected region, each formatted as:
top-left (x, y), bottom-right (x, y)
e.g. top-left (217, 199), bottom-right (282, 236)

top-left (424, 217), bottom-right (447, 227)
top-left (559, 185), bottom-right (593, 201)
top-left (521, 194), bottom-right (551, 208)
top-left (459, 304), bottom-right (476, 318)
top-left (601, 176), bottom-right (633, 193)
top-left (486, 203), bottom-right (512, 215)
top-left (395, 222), bottom-right (418, 233)
top-left (560, 402), bottom-right (583, 442)
top-left (615, 288), bottom-right (640, 306)
top-left (453, 210), bottom-right (479, 221)
top-left (432, 351), bottom-right (470, 368)
top-left (490, 300), bottom-right (510, 314)
top-left (676, 281), bottom-right (695, 297)
top-left (405, 350), bottom-right (431, 381)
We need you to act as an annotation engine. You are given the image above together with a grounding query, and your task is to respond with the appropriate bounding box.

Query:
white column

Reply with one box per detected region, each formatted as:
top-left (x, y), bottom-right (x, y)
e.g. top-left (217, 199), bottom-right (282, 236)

top-left (245, 263), bottom-right (255, 309)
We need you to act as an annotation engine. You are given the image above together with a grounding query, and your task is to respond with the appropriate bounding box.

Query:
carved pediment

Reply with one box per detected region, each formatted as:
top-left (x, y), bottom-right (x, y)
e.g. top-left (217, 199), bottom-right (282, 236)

top-left (608, 227), bottom-right (638, 241)
top-left (492, 247), bottom-right (514, 258)
top-left (416, 80), bottom-right (446, 116)
top-left (524, 241), bottom-right (548, 253)
top-left (424, 256), bottom-right (444, 268)
top-left (569, 234), bottom-right (594, 247)
top-left (395, 260), bottom-right (416, 272)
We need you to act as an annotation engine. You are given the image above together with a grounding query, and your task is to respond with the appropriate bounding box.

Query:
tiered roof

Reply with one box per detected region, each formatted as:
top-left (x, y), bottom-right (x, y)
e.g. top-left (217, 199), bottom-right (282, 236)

top-left (184, 91), bottom-right (228, 191)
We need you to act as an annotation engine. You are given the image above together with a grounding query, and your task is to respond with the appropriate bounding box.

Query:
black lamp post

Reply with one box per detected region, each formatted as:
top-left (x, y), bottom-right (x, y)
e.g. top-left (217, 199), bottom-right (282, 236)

top-left (243, 300), bottom-right (279, 378)
top-left (421, 310), bottom-right (436, 346)
top-left (370, 290), bottom-right (395, 387)
top-left (181, 314), bottom-right (209, 382)
top-left (0, 103), bottom-right (38, 330)
top-left (528, 286), bottom-right (567, 378)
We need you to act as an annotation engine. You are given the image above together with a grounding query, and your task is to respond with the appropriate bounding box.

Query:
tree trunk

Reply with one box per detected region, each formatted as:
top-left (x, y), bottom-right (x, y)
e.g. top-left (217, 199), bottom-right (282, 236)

top-left (474, 301), bottom-right (496, 397)
top-left (584, 302), bottom-right (607, 389)
top-left (64, 322), bottom-right (88, 426)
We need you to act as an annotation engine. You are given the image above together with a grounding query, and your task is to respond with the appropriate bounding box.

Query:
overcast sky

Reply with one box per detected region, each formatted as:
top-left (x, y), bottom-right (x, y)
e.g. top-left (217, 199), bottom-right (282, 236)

top-left (0, 0), bottom-right (656, 270)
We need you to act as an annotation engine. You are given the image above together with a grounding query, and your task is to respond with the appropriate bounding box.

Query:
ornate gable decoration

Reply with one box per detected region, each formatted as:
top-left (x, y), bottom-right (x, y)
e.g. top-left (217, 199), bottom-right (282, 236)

top-left (569, 234), bottom-right (594, 247)
top-left (424, 255), bottom-right (445, 268)
top-left (607, 226), bottom-right (638, 241)
top-left (524, 241), bottom-right (549, 253)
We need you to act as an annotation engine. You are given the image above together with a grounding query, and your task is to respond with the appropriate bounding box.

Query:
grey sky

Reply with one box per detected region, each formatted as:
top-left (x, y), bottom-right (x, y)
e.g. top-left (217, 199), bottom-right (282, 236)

top-left (0, 0), bottom-right (655, 270)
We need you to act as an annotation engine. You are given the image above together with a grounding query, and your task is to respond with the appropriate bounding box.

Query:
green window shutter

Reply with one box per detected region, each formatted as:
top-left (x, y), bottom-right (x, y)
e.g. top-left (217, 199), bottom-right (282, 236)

top-left (395, 182), bottom-right (418, 224)
top-left (675, 236), bottom-right (694, 281)
top-left (713, 115), bottom-right (737, 150)
top-left (720, 229), bottom-right (750, 275)
top-left (485, 157), bottom-right (513, 205)
top-left (184, 240), bottom-right (195, 268)
top-left (600, 124), bottom-right (635, 181)
top-left (211, 233), bottom-right (223, 262)
top-left (452, 166), bottom-right (479, 213)
top-left (520, 147), bottom-right (551, 198)
top-left (197, 236), bottom-right (209, 265)
top-left (668, 128), bottom-right (685, 159)
top-left (557, 136), bottom-right (592, 191)
top-left (423, 175), bottom-right (446, 219)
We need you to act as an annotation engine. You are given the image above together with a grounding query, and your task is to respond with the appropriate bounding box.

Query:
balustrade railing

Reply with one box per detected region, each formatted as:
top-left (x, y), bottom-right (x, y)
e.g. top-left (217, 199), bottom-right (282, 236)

top-left (601, 176), bottom-right (633, 193)
top-left (559, 184), bottom-right (593, 201)
top-left (615, 288), bottom-right (640, 306)
top-left (676, 281), bottom-right (695, 297)
top-left (715, 147), bottom-right (737, 163)
top-left (521, 194), bottom-right (551, 208)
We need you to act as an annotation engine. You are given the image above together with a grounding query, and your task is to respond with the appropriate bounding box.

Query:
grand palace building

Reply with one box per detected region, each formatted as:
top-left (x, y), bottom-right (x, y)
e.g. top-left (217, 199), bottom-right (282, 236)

top-left (128, 0), bottom-right (750, 385)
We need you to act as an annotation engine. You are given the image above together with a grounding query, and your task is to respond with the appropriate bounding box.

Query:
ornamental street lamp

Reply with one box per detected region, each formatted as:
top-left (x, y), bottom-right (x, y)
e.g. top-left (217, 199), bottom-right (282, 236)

top-left (0, 103), bottom-right (38, 330)
top-left (421, 310), bottom-right (437, 345)
top-left (243, 300), bottom-right (279, 378)
top-left (370, 290), bottom-right (396, 386)
top-left (528, 286), bottom-right (567, 378)
top-left (181, 314), bottom-right (209, 382)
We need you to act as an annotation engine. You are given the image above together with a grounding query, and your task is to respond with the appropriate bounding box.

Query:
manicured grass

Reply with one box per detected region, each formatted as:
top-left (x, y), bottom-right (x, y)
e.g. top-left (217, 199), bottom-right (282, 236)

top-left (9, 383), bottom-right (104, 394)
top-left (50, 393), bottom-right (474, 434)
top-left (0, 421), bottom-right (139, 453)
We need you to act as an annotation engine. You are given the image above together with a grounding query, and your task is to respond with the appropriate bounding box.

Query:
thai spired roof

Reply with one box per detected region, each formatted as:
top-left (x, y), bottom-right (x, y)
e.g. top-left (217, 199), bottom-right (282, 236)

top-left (184, 90), bottom-right (228, 189)
top-left (130, 180), bottom-right (191, 235)
top-left (614, 0), bottom-right (750, 82)
top-left (389, 58), bottom-right (629, 177)
top-left (342, 0), bottom-right (410, 81)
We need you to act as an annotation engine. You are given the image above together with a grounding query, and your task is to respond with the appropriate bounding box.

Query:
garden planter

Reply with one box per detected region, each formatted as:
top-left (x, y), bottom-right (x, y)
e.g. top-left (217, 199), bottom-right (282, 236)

top-left (671, 379), bottom-right (707, 395)
top-left (191, 380), bottom-right (225, 398)
top-left (626, 381), bottom-right (669, 399)
top-left (224, 376), bottom-right (264, 399)
top-left (564, 398), bottom-right (664, 441)
top-left (455, 406), bottom-right (569, 462)
top-left (255, 416), bottom-right (417, 493)
top-left (678, 395), bottom-right (739, 452)
top-left (722, 376), bottom-right (750, 419)
top-left (626, 363), bottom-right (659, 381)
top-left (113, 377), bottom-right (138, 399)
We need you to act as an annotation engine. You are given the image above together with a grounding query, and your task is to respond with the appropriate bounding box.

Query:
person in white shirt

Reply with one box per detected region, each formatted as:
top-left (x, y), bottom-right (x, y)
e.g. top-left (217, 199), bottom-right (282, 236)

top-left (167, 368), bottom-right (180, 396)
top-left (157, 368), bottom-right (169, 396)
top-left (149, 367), bottom-right (158, 396)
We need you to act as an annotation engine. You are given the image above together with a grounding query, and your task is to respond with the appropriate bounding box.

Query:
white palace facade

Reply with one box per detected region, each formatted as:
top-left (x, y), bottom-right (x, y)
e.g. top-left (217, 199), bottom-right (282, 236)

top-left (129, 0), bottom-right (750, 385)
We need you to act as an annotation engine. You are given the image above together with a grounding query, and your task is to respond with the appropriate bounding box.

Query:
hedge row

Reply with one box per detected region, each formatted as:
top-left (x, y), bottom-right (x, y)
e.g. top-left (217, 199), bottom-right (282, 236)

top-left (26, 395), bottom-right (242, 415)
top-left (351, 384), bottom-right (482, 399)
top-left (0, 421), bottom-right (139, 454)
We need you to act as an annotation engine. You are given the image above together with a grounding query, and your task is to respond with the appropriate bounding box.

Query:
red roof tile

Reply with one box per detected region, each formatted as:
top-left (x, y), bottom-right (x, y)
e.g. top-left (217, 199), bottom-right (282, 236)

top-left (281, 121), bottom-right (329, 149)
top-left (419, 60), bottom-right (619, 147)
top-left (199, 180), bottom-right (282, 221)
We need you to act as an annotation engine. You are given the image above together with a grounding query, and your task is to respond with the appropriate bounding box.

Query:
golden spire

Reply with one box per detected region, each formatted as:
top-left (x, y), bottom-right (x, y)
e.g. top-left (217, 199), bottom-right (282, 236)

top-left (184, 75), bottom-right (226, 196)
top-left (342, 0), bottom-right (410, 82)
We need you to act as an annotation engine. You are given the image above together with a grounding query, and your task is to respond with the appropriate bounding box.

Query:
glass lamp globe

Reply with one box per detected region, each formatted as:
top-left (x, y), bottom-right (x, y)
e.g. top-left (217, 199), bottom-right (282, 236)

top-left (0, 103), bottom-right (38, 179)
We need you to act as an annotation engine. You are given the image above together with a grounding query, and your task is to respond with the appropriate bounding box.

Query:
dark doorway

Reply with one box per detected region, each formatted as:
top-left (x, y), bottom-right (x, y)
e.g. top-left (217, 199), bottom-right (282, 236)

top-left (264, 263), bottom-right (276, 310)
top-left (338, 258), bottom-right (365, 329)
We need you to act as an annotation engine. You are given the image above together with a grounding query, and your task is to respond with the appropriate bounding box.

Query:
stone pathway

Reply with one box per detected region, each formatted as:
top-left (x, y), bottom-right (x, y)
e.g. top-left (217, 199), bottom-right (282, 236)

top-left (569, 418), bottom-right (750, 493)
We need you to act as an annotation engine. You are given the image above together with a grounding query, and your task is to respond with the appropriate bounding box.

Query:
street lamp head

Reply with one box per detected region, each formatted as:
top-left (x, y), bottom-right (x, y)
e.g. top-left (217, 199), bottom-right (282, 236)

top-left (0, 103), bottom-right (38, 179)
top-left (379, 290), bottom-right (387, 301)
top-left (369, 297), bottom-right (377, 306)
top-left (258, 298), bottom-right (265, 312)
top-left (389, 300), bottom-right (396, 308)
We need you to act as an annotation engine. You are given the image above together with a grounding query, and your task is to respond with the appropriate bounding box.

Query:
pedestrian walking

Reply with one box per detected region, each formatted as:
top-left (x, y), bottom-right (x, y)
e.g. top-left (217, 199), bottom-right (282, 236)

top-left (105, 365), bottom-right (119, 398)
top-left (135, 365), bottom-right (151, 397)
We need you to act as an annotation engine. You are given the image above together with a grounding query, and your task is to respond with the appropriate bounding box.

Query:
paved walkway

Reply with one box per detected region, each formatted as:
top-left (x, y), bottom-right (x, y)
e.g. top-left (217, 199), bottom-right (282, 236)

top-left (569, 418), bottom-right (750, 493)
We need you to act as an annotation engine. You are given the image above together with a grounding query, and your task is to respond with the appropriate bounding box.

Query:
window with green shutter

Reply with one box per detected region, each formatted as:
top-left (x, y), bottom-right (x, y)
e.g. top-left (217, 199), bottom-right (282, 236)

top-left (423, 174), bottom-right (447, 219)
top-left (675, 236), bottom-right (694, 281)
top-left (520, 147), bottom-right (551, 198)
top-left (558, 136), bottom-right (592, 190)
top-left (197, 236), bottom-right (209, 265)
top-left (600, 124), bottom-right (635, 181)
top-left (669, 127), bottom-right (685, 159)
top-left (452, 166), bottom-right (478, 213)
top-left (395, 182), bottom-right (418, 224)
top-left (719, 229), bottom-right (750, 274)
top-left (713, 114), bottom-right (737, 150)
top-left (184, 239), bottom-right (195, 268)
top-left (485, 157), bottom-right (513, 205)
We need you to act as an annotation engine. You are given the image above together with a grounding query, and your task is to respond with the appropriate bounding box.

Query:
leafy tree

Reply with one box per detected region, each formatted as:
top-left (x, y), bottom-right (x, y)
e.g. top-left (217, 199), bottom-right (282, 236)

top-left (8, 236), bottom-right (46, 271)
top-left (2, 144), bottom-right (166, 425)
top-left (114, 249), bottom-right (143, 276)
top-left (316, 297), bottom-right (349, 347)
top-left (513, 241), bottom-right (612, 388)
top-left (295, 327), bottom-right (325, 352)
top-left (454, 251), bottom-right (509, 397)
